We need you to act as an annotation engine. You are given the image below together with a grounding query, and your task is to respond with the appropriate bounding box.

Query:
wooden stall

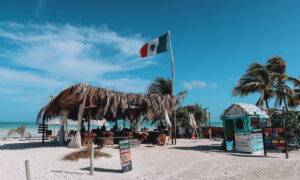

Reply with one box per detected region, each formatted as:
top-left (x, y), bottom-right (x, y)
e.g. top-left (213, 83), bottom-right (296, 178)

top-left (221, 103), bottom-right (270, 154)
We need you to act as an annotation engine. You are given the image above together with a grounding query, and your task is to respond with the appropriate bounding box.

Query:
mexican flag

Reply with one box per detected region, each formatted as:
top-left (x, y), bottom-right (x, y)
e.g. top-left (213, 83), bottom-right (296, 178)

top-left (140, 32), bottom-right (169, 58)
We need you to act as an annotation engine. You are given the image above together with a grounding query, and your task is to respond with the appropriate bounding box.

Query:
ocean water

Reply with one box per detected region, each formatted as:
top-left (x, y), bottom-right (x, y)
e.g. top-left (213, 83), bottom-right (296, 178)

top-left (0, 120), bottom-right (157, 138)
top-left (209, 121), bottom-right (223, 127)
top-left (0, 120), bottom-right (223, 138)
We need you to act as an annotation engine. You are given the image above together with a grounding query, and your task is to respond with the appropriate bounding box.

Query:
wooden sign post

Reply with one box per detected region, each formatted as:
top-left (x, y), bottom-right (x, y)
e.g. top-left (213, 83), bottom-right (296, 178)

top-left (38, 122), bottom-right (48, 144)
top-left (119, 139), bottom-right (132, 173)
top-left (262, 127), bottom-right (289, 159)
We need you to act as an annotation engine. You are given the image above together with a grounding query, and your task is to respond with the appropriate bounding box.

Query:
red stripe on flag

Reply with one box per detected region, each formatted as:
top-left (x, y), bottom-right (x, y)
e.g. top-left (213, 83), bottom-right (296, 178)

top-left (140, 43), bottom-right (148, 58)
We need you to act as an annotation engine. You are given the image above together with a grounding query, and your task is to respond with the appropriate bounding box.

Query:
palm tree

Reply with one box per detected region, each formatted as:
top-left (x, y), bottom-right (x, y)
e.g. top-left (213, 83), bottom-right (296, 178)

top-left (147, 77), bottom-right (187, 106)
top-left (233, 63), bottom-right (274, 108)
top-left (147, 77), bottom-right (172, 95)
top-left (266, 57), bottom-right (300, 111)
top-left (288, 88), bottom-right (300, 107)
top-left (147, 77), bottom-right (188, 143)
top-left (233, 56), bottom-right (300, 110)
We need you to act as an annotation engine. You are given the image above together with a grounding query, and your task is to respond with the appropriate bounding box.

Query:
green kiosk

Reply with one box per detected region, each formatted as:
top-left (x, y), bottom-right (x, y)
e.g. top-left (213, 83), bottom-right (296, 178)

top-left (221, 103), bottom-right (270, 154)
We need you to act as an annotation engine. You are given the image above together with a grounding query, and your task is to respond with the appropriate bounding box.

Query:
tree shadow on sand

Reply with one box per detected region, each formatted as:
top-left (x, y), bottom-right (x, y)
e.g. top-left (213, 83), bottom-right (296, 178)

top-left (0, 141), bottom-right (61, 150)
top-left (171, 145), bottom-right (223, 152)
top-left (171, 145), bottom-right (277, 158)
top-left (51, 170), bottom-right (86, 175)
top-left (81, 167), bottom-right (122, 173)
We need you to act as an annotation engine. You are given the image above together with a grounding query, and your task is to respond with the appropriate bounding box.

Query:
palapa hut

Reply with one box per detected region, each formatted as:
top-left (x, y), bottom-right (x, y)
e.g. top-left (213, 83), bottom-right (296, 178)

top-left (37, 83), bottom-right (175, 146)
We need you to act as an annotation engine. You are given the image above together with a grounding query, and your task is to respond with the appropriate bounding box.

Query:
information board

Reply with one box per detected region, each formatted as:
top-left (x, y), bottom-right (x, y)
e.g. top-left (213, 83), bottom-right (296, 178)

top-left (119, 139), bottom-right (132, 173)
top-left (235, 133), bottom-right (264, 153)
top-left (262, 127), bottom-right (288, 158)
top-left (263, 127), bottom-right (286, 150)
top-left (235, 134), bottom-right (252, 152)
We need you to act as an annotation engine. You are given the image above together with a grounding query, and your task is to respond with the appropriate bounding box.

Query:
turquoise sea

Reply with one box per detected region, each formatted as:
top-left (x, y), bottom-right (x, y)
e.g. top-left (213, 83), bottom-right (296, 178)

top-left (0, 120), bottom-right (156, 138)
top-left (0, 120), bottom-right (222, 138)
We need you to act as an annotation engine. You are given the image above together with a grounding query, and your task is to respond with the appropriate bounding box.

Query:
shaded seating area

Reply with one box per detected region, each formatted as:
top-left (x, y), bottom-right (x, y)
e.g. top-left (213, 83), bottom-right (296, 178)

top-left (37, 83), bottom-right (175, 147)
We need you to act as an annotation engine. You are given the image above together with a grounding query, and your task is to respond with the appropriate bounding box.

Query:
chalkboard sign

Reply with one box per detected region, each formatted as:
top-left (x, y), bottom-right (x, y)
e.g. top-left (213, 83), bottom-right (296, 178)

top-left (119, 139), bottom-right (132, 173)
top-left (262, 127), bottom-right (288, 158)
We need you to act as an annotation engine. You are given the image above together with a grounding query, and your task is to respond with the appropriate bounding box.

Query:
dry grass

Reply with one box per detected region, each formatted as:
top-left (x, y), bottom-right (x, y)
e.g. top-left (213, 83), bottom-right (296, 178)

top-left (63, 148), bottom-right (112, 161)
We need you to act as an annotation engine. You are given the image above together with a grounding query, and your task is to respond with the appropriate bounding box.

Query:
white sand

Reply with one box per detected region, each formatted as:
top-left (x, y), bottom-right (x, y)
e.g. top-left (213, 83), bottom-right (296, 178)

top-left (1, 139), bottom-right (300, 180)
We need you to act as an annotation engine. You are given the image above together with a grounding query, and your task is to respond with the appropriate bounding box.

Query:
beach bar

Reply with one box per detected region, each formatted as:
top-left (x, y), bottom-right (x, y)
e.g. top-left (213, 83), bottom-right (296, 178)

top-left (221, 103), bottom-right (269, 154)
top-left (37, 83), bottom-right (175, 147)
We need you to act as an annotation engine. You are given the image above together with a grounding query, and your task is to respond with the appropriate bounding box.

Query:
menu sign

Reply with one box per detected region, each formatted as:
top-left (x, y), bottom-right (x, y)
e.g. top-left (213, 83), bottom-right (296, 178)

top-left (119, 140), bottom-right (132, 173)
top-left (263, 127), bottom-right (286, 149)
top-left (235, 133), bottom-right (264, 153)
top-left (262, 127), bottom-right (288, 158)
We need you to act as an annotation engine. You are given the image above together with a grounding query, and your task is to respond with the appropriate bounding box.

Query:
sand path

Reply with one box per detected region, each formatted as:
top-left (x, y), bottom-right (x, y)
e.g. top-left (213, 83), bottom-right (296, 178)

top-left (1, 139), bottom-right (300, 180)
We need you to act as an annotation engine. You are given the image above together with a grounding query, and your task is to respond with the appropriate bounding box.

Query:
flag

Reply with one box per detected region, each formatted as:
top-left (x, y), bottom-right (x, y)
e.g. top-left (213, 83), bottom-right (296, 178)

top-left (164, 109), bottom-right (172, 127)
top-left (189, 113), bottom-right (198, 128)
top-left (140, 32), bottom-right (169, 58)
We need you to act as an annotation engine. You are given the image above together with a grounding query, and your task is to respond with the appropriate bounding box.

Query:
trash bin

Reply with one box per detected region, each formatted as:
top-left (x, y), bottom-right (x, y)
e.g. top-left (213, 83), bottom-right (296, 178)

top-left (226, 140), bottom-right (234, 151)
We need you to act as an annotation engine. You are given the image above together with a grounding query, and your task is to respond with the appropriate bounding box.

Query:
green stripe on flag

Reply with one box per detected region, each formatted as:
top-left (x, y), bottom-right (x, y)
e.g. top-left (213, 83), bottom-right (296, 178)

top-left (156, 33), bottom-right (168, 54)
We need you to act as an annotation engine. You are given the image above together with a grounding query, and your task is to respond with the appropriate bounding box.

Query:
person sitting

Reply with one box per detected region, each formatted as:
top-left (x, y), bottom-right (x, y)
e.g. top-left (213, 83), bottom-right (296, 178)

top-left (157, 130), bottom-right (167, 146)
top-left (101, 124), bottom-right (107, 132)
top-left (80, 123), bottom-right (86, 141)
top-left (80, 123), bottom-right (85, 134)
top-left (111, 124), bottom-right (119, 132)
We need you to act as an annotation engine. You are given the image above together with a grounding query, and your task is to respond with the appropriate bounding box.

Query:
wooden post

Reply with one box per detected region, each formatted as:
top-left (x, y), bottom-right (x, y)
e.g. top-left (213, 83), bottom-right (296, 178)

top-left (262, 128), bottom-right (267, 157)
top-left (89, 107), bottom-right (94, 175)
top-left (209, 113), bottom-right (212, 140)
top-left (90, 143), bottom-right (94, 175)
top-left (25, 160), bottom-right (31, 180)
top-left (42, 121), bottom-right (45, 144)
top-left (59, 109), bottom-right (68, 145)
top-left (283, 117), bottom-right (289, 159)
top-left (284, 129), bottom-right (289, 159)
top-left (282, 107), bottom-right (289, 159)
top-left (77, 103), bottom-right (85, 148)
top-left (168, 30), bottom-right (176, 145)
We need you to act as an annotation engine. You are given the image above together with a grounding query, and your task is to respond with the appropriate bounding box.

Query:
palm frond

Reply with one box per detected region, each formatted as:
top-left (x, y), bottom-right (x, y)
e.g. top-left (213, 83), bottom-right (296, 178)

top-left (287, 76), bottom-right (300, 87)
top-left (266, 56), bottom-right (286, 74)
top-left (176, 90), bottom-right (188, 106)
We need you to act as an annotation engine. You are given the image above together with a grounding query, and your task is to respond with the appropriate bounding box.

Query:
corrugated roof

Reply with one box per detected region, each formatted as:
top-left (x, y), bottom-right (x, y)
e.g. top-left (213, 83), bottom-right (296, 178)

top-left (222, 103), bottom-right (269, 119)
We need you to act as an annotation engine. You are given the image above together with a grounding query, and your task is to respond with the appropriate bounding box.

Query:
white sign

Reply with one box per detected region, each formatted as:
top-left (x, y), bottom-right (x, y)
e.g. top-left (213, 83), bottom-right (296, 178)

top-left (235, 134), bottom-right (252, 153)
top-left (235, 133), bottom-right (264, 153)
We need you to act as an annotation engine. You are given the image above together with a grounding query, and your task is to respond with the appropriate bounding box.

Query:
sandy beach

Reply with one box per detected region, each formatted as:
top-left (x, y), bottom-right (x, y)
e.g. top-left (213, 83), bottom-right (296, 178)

top-left (1, 139), bottom-right (299, 180)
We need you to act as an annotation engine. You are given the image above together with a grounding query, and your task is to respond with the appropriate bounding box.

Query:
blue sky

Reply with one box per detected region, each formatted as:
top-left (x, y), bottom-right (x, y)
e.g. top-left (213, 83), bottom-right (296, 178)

top-left (0, 0), bottom-right (300, 122)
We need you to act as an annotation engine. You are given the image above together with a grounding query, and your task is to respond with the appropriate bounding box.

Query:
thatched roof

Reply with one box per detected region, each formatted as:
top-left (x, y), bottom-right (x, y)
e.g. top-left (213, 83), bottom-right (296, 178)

top-left (37, 83), bottom-right (175, 123)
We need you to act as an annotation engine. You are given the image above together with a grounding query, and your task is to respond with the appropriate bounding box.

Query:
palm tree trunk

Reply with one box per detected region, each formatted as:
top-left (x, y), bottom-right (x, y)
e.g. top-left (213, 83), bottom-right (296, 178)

top-left (265, 99), bottom-right (269, 109)
top-left (283, 95), bottom-right (289, 112)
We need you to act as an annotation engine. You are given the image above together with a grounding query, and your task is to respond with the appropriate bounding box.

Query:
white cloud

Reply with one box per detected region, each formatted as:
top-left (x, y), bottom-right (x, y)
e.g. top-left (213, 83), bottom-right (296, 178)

top-left (0, 23), bottom-right (148, 81)
top-left (182, 80), bottom-right (218, 90)
top-left (208, 82), bottom-right (218, 88)
top-left (0, 67), bottom-right (65, 89)
top-left (0, 22), bottom-right (153, 103)
top-left (0, 67), bottom-right (67, 104)
top-left (183, 80), bottom-right (206, 90)
top-left (97, 78), bottom-right (150, 93)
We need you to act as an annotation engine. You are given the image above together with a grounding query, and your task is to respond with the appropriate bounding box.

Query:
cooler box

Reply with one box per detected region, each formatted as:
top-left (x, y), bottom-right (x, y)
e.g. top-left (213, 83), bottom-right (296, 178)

top-left (226, 140), bottom-right (234, 151)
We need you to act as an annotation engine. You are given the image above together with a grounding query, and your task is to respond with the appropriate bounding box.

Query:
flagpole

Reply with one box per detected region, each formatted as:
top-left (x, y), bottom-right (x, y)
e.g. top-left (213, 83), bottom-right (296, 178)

top-left (168, 30), bottom-right (176, 145)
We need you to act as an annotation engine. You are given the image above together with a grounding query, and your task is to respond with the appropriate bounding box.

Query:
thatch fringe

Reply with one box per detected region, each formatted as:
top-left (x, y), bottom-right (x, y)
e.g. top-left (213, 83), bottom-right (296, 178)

top-left (37, 83), bottom-right (175, 123)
